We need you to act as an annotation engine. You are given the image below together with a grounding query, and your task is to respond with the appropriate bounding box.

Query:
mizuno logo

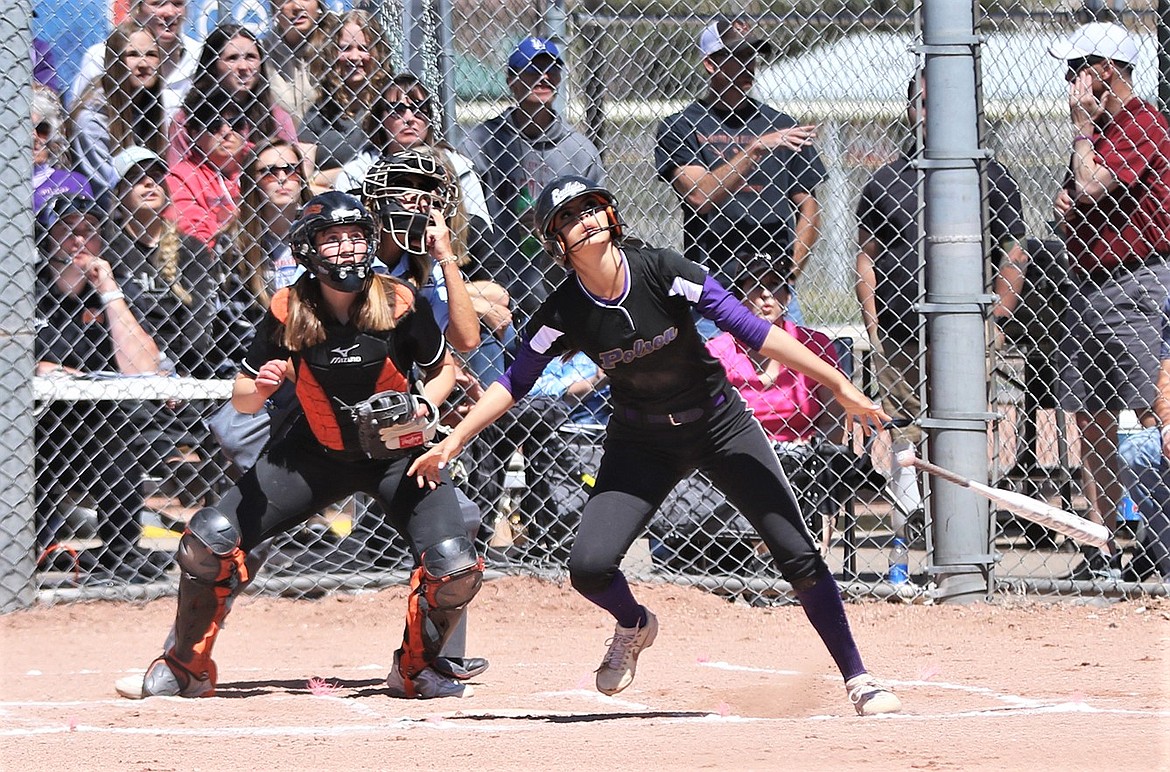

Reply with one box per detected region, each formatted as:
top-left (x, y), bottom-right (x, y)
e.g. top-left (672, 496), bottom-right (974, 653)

top-left (330, 344), bottom-right (362, 364)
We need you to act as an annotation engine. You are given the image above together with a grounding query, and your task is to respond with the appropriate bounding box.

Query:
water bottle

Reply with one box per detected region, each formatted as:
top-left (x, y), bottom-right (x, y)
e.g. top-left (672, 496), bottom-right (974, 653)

top-left (887, 537), bottom-right (910, 585)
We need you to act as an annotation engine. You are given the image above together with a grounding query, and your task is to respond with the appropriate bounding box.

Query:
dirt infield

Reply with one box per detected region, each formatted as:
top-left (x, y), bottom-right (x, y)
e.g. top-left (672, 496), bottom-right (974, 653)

top-left (2, 576), bottom-right (1167, 771)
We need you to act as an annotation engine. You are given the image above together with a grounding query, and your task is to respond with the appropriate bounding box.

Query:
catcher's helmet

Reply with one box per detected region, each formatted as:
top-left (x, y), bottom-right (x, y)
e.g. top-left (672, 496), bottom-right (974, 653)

top-left (534, 175), bottom-right (623, 265)
top-left (289, 191), bottom-right (377, 292)
top-left (361, 148), bottom-right (460, 254)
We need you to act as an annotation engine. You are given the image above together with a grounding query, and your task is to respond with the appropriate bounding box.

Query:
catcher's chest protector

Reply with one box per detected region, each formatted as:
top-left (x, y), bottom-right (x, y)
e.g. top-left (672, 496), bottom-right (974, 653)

top-left (271, 284), bottom-right (416, 451)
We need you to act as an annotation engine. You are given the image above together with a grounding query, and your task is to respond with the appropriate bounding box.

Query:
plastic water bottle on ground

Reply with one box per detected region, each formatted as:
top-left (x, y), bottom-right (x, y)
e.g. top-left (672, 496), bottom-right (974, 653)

top-left (888, 537), bottom-right (910, 584)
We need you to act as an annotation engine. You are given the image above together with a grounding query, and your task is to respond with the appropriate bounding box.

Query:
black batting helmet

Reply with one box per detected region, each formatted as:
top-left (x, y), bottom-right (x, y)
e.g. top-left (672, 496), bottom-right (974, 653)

top-left (534, 175), bottom-right (623, 265)
top-left (361, 148), bottom-right (460, 254)
top-left (289, 191), bottom-right (377, 293)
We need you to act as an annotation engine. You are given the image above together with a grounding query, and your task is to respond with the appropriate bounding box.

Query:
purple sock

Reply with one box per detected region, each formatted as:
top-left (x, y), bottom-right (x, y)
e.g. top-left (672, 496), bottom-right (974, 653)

top-left (579, 571), bottom-right (645, 628)
top-left (794, 571), bottom-right (866, 682)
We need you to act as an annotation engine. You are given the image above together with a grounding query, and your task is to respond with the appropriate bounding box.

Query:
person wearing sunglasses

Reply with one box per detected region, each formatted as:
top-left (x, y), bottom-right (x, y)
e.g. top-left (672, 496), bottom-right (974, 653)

top-left (1047, 22), bottom-right (1170, 580)
top-left (168, 24), bottom-right (297, 166)
top-left (166, 86), bottom-right (249, 250)
top-left (458, 35), bottom-right (606, 321)
top-left (32, 85), bottom-right (94, 217)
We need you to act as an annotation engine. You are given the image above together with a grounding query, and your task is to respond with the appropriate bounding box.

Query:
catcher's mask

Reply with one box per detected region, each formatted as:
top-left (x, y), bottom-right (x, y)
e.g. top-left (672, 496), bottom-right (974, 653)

top-left (535, 175), bottom-right (623, 267)
top-left (362, 150), bottom-right (460, 255)
top-left (289, 191), bottom-right (377, 293)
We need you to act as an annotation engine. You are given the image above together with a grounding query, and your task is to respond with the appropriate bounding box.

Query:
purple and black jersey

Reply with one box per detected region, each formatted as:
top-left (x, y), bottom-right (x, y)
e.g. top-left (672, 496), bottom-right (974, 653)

top-left (500, 244), bottom-right (770, 415)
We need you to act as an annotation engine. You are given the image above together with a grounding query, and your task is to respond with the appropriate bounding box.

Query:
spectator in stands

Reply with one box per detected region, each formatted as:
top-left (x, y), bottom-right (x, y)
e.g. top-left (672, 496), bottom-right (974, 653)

top-left (109, 146), bottom-right (217, 377)
top-left (168, 23), bottom-right (296, 165)
top-left (107, 146), bottom-right (220, 505)
top-left (1118, 408), bottom-right (1170, 583)
top-left (470, 350), bottom-right (608, 561)
top-left (1048, 22), bottom-right (1170, 579)
top-left (530, 351), bottom-right (611, 428)
top-left (35, 193), bottom-right (167, 583)
top-left (709, 255), bottom-right (843, 444)
top-left (655, 14), bottom-right (825, 323)
top-left (459, 36), bottom-right (605, 319)
top-left (1143, 298), bottom-right (1170, 583)
top-left (217, 138), bottom-right (313, 370)
top-left (299, 9), bottom-right (389, 189)
top-left (855, 70), bottom-right (1028, 542)
top-left (72, 21), bottom-right (168, 203)
top-left (337, 75), bottom-right (510, 379)
top-left (33, 86), bottom-right (93, 216)
top-left (166, 87), bottom-right (248, 250)
top-left (266, 0), bottom-right (335, 127)
top-left (72, 0), bottom-right (198, 119)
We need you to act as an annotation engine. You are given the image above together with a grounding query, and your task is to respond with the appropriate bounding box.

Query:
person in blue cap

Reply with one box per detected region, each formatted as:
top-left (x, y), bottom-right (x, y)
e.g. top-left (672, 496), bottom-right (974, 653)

top-left (459, 35), bottom-right (605, 320)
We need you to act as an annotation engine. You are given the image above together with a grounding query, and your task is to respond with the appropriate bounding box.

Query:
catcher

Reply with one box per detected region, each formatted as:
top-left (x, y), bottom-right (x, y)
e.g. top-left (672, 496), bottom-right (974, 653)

top-left (116, 191), bottom-right (482, 700)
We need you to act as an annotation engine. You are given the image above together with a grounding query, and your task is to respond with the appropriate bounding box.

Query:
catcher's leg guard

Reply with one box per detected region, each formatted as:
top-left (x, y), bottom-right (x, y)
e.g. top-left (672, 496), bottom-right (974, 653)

top-left (147, 508), bottom-right (247, 697)
top-left (398, 536), bottom-right (483, 694)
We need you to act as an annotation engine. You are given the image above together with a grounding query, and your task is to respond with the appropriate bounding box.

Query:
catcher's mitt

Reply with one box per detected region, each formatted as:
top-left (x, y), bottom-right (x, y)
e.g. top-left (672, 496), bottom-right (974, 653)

top-left (354, 390), bottom-right (439, 459)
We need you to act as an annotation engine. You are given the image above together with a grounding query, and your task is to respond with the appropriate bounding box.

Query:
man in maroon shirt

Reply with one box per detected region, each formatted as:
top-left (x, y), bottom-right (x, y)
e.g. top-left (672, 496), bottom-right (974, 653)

top-left (1049, 22), bottom-right (1170, 580)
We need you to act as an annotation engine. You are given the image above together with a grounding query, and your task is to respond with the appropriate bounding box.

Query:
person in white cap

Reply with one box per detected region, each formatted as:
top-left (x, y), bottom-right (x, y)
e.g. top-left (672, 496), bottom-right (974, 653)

top-left (1048, 21), bottom-right (1170, 580)
top-left (655, 14), bottom-right (825, 324)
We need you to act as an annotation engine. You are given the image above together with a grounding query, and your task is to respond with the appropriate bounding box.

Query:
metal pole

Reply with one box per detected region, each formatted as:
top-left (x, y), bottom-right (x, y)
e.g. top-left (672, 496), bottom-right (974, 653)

top-left (543, 0), bottom-right (568, 120)
top-left (920, 0), bottom-right (994, 603)
top-left (1158, 0), bottom-right (1170, 115)
top-left (0, 2), bottom-right (38, 611)
top-left (436, 0), bottom-right (456, 142)
top-left (578, 0), bottom-right (606, 158)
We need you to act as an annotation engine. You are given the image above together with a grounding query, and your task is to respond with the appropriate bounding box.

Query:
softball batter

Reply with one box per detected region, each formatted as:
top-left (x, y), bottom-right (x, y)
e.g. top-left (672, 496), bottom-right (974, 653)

top-left (410, 176), bottom-right (901, 715)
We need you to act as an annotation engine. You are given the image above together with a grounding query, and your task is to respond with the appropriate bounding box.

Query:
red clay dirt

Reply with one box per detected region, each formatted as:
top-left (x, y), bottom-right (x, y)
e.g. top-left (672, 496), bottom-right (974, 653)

top-left (1, 576), bottom-right (1167, 771)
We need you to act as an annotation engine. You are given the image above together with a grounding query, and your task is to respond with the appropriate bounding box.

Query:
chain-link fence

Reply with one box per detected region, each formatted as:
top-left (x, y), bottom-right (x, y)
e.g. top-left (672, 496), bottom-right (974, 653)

top-left (5, 0), bottom-right (1169, 611)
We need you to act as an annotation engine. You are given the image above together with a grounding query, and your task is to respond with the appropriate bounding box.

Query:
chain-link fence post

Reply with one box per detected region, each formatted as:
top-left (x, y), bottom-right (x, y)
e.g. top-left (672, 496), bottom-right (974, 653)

top-left (0, 2), bottom-right (38, 612)
top-left (921, 0), bottom-right (993, 602)
top-left (1157, 0), bottom-right (1170, 113)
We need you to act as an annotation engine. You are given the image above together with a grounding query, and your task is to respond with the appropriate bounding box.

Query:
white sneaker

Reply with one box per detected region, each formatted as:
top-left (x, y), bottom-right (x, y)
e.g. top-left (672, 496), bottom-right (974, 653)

top-left (386, 652), bottom-right (473, 699)
top-left (595, 608), bottom-right (658, 696)
top-left (846, 674), bottom-right (902, 716)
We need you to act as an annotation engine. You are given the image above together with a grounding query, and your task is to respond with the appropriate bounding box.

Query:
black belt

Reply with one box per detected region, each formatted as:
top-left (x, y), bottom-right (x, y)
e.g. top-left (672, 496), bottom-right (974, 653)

top-left (615, 392), bottom-right (727, 426)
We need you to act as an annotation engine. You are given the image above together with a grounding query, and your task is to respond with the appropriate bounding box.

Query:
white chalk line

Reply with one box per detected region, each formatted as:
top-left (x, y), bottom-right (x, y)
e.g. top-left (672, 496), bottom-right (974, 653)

top-left (698, 660), bottom-right (1170, 720)
top-left (3, 659), bottom-right (1167, 739)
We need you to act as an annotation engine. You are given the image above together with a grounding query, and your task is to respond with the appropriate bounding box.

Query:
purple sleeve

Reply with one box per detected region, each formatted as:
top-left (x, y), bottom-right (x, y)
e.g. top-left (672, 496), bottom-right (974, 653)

top-left (496, 342), bottom-right (555, 402)
top-left (695, 275), bottom-right (772, 350)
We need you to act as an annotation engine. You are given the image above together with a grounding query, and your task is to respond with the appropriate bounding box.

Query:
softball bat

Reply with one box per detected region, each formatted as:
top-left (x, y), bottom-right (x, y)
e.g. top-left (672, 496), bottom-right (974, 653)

top-left (895, 450), bottom-right (1112, 556)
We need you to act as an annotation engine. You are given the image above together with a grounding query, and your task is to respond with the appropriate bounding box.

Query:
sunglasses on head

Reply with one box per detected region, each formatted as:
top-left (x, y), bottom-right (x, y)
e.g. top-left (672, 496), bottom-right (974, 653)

top-left (379, 99), bottom-right (433, 119)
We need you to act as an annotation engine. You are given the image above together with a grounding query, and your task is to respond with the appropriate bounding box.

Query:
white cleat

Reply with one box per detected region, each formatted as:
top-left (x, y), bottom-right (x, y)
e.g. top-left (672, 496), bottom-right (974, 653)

top-left (846, 673), bottom-right (902, 716)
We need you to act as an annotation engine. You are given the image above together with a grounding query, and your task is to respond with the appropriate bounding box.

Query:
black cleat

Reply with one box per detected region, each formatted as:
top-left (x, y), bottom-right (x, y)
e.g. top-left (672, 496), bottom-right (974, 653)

top-left (433, 656), bottom-right (489, 680)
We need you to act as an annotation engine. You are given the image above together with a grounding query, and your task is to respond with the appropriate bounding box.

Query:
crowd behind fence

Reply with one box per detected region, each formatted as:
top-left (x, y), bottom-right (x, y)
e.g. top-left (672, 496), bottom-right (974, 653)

top-left (1, 0), bottom-right (1168, 612)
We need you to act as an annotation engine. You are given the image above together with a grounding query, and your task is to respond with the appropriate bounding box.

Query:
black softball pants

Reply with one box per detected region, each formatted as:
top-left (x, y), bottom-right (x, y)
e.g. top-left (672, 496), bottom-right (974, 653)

top-left (569, 391), bottom-right (826, 594)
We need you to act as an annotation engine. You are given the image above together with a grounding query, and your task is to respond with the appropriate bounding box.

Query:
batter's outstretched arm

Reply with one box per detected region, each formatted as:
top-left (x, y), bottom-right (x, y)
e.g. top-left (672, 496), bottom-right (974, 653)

top-left (757, 325), bottom-right (889, 436)
top-left (408, 381), bottom-right (515, 487)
